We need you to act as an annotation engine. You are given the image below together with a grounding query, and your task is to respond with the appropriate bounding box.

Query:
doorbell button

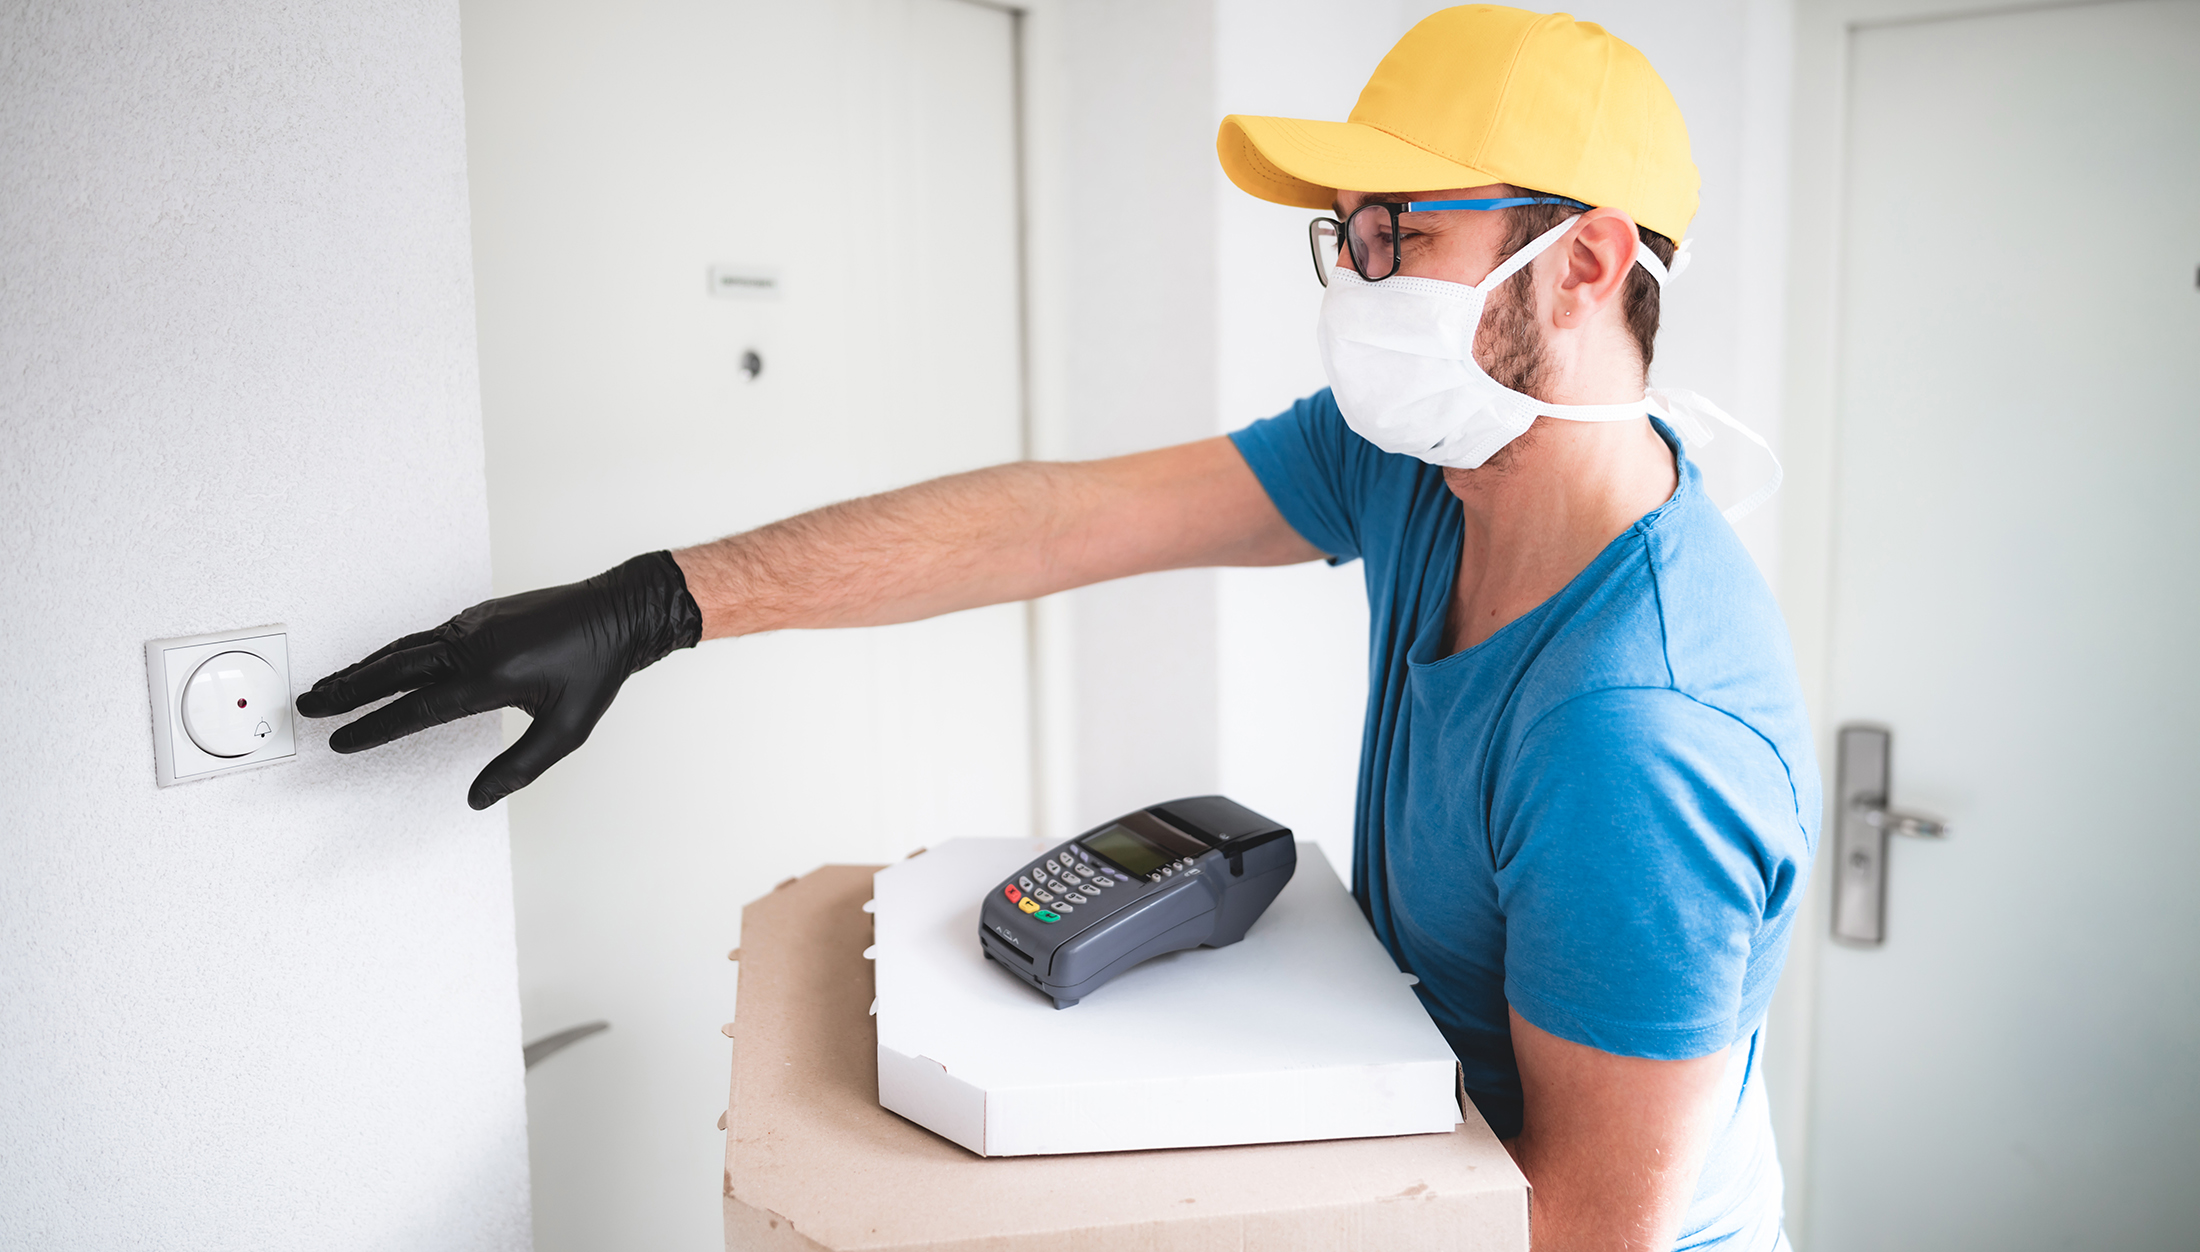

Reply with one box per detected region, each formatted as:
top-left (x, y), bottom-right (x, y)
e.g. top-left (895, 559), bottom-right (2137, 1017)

top-left (180, 650), bottom-right (286, 757)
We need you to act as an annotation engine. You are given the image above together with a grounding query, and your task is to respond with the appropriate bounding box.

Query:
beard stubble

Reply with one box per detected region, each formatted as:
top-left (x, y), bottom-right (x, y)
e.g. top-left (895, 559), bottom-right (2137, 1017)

top-left (1461, 270), bottom-right (1553, 477)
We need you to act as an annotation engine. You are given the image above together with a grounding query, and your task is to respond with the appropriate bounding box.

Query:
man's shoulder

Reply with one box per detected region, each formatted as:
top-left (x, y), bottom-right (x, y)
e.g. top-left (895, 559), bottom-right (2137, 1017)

top-left (1529, 488), bottom-right (1797, 699)
top-left (1639, 492), bottom-right (1815, 794)
top-left (1501, 493), bottom-right (1817, 820)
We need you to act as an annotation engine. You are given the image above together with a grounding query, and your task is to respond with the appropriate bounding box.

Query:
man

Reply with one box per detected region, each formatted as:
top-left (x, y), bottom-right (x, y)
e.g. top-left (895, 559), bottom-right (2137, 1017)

top-left (299, 8), bottom-right (1815, 1249)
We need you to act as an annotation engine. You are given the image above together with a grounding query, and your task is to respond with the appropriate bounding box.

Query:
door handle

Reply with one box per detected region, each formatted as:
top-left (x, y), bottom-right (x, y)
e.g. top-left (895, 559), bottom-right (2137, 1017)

top-left (1852, 801), bottom-right (1947, 839)
top-left (1832, 724), bottom-right (1951, 946)
top-left (523, 1019), bottom-right (609, 1070)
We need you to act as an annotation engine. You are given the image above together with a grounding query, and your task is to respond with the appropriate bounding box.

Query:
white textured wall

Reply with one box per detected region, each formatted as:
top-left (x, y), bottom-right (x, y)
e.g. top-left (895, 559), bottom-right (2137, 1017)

top-left (0, 2), bottom-right (531, 1247)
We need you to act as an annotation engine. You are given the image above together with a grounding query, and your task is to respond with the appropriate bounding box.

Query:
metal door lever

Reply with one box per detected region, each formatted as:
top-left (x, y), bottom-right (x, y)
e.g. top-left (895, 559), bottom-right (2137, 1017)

top-left (523, 1019), bottom-right (609, 1070)
top-left (1832, 725), bottom-right (1950, 946)
top-left (1852, 801), bottom-right (1948, 839)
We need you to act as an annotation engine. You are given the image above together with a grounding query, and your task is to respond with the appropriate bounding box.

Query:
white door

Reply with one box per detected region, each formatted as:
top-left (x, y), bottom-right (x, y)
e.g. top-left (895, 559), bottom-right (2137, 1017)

top-left (1804, 3), bottom-right (2200, 1248)
top-left (461, 1), bottom-right (1029, 1248)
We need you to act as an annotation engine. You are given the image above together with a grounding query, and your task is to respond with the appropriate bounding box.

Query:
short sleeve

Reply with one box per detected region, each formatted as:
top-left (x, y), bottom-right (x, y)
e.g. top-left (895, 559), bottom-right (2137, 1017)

top-left (1492, 687), bottom-right (1803, 1061)
top-left (1228, 389), bottom-right (1372, 563)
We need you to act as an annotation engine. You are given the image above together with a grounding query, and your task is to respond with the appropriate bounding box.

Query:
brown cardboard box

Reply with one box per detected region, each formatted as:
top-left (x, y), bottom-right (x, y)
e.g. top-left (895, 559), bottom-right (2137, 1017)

top-left (723, 865), bottom-right (1530, 1251)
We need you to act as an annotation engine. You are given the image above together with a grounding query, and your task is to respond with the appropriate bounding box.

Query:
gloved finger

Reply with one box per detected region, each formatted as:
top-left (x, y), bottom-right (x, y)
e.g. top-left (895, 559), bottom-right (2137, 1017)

top-left (305, 629), bottom-right (439, 693)
top-left (467, 707), bottom-right (594, 810)
top-left (297, 643), bottom-right (451, 718)
top-left (327, 678), bottom-right (504, 753)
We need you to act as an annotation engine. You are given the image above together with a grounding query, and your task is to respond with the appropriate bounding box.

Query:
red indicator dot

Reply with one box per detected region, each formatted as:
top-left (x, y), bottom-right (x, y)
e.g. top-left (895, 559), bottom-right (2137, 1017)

top-left (237, 698), bottom-right (248, 708)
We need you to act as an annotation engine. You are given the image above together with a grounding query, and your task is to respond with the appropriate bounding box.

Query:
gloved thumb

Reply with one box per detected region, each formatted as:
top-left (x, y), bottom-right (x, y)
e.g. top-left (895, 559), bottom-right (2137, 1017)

top-left (468, 706), bottom-right (594, 810)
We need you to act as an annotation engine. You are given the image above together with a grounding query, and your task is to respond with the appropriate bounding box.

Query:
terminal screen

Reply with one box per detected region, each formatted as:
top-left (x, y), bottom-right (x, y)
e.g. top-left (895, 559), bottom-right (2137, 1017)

top-left (1081, 825), bottom-right (1170, 877)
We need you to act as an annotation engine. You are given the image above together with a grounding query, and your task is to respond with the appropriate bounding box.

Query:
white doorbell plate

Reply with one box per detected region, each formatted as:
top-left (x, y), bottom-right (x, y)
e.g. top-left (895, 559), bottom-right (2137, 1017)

top-left (146, 627), bottom-right (297, 786)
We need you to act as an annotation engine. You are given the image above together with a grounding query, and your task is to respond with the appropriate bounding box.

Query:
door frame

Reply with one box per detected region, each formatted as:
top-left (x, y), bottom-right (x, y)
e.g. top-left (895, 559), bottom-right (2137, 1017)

top-left (1003, 0), bottom-right (1075, 845)
top-left (933, 0), bottom-right (1071, 843)
top-left (1770, 0), bottom-right (2141, 1239)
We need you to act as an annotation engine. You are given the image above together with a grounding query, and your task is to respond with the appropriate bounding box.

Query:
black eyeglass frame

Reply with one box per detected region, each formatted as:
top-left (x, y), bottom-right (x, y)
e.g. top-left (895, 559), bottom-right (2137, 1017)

top-left (1307, 195), bottom-right (1593, 287)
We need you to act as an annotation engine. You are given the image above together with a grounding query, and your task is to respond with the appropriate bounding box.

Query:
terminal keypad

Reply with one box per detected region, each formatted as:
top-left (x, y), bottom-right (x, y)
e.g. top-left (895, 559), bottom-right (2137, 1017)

top-left (1003, 846), bottom-right (1144, 931)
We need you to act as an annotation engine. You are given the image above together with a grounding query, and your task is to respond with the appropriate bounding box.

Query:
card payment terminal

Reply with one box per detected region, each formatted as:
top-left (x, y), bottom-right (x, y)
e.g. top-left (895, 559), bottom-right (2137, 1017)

top-left (978, 795), bottom-right (1295, 1008)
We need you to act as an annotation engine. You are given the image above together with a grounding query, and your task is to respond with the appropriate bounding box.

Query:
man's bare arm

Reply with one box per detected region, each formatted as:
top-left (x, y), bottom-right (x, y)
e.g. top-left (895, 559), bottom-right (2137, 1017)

top-left (296, 435), bottom-right (1317, 807)
top-left (1505, 1007), bottom-right (1731, 1251)
top-left (674, 436), bottom-right (1322, 639)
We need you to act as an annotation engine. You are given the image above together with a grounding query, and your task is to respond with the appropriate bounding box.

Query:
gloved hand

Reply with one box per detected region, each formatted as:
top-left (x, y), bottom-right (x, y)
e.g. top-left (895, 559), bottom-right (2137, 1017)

top-left (295, 550), bottom-right (704, 809)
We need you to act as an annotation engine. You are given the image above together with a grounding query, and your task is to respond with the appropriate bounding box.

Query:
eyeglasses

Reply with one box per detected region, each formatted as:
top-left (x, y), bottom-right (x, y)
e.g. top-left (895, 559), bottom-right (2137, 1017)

top-left (1308, 196), bottom-right (1591, 287)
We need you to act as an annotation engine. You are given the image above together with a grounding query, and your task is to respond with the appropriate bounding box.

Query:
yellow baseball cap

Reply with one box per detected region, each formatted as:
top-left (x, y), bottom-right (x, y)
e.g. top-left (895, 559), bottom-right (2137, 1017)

top-left (1217, 5), bottom-right (1699, 241)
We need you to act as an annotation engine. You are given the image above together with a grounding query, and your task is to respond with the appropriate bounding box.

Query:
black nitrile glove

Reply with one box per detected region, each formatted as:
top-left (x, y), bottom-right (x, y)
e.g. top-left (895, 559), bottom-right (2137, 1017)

top-left (296, 550), bottom-right (703, 809)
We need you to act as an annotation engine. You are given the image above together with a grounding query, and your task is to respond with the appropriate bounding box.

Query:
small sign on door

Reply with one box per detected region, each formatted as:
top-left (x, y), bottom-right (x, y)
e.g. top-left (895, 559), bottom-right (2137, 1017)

top-left (707, 264), bottom-right (780, 300)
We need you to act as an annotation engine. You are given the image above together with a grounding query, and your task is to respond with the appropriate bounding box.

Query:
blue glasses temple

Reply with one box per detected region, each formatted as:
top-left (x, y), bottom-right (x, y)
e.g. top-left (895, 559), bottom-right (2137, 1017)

top-left (1397, 196), bottom-right (1590, 213)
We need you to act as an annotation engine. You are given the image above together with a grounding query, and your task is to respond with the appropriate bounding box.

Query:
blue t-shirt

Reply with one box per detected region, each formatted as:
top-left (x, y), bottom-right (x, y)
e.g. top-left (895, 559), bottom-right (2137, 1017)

top-left (1231, 391), bottom-right (1819, 1251)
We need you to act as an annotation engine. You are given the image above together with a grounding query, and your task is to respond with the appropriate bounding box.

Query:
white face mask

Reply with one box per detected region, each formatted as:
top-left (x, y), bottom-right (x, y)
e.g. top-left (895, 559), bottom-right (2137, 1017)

top-left (1315, 215), bottom-right (1780, 522)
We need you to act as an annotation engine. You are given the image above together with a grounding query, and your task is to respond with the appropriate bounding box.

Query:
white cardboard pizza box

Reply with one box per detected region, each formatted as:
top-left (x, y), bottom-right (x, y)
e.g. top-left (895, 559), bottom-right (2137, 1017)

top-left (869, 837), bottom-right (1466, 1157)
top-left (721, 861), bottom-right (1529, 1252)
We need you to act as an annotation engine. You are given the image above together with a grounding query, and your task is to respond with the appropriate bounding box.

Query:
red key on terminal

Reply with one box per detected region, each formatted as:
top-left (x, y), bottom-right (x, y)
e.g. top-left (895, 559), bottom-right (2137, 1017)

top-left (1003, 885), bottom-right (1021, 903)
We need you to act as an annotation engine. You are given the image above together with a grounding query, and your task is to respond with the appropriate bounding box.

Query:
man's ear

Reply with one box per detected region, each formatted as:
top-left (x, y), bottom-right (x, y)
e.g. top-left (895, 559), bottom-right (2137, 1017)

top-left (1553, 208), bottom-right (1639, 320)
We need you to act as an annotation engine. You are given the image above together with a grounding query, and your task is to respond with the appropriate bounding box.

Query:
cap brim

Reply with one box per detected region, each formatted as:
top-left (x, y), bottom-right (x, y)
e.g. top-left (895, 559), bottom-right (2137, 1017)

top-left (1218, 114), bottom-right (1504, 210)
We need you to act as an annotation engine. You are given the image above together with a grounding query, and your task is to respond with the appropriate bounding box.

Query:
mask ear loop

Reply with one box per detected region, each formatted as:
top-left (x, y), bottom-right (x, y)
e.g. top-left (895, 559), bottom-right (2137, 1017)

top-left (1487, 218), bottom-right (1690, 291)
top-left (1474, 215), bottom-right (1583, 293)
top-left (1633, 236), bottom-right (1691, 286)
top-left (1479, 219), bottom-right (1779, 521)
top-left (1625, 238), bottom-right (1780, 522)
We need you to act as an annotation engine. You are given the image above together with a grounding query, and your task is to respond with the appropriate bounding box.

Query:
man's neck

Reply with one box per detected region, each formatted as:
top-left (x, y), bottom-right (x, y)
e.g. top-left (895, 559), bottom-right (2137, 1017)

top-left (1440, 417), bottom-right (1678, 655)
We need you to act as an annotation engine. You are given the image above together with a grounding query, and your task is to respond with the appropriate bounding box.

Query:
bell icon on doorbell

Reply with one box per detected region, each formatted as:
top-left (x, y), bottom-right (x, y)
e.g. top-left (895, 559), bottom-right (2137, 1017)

top-left (145, 626), bottom-right (297, 786)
